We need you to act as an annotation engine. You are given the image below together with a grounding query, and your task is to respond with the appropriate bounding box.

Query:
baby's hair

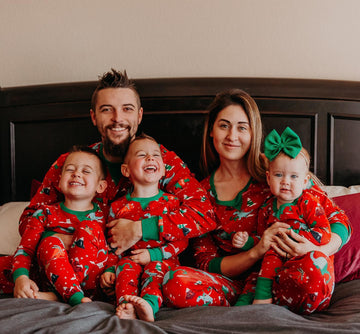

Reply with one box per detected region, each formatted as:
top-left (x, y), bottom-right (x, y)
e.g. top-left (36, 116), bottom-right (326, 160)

top-left (268, 147), bottom-right (323, 186)
top-left (298, 147), bottom-right (310, 172)
top-left (66, 145), bottom-right (107, 180)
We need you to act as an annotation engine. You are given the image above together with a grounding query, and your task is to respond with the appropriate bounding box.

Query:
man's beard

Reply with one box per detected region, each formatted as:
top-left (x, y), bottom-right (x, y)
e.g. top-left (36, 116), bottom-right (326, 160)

top-left (103, 135), bottom-right (131, 161)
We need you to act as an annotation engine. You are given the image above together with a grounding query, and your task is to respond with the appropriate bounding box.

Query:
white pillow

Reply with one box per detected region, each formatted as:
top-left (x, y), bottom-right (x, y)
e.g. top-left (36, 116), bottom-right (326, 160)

top-left (0, 202), bottom-right (28, 255)
top-left (321, 185), bottom-right (360, 198)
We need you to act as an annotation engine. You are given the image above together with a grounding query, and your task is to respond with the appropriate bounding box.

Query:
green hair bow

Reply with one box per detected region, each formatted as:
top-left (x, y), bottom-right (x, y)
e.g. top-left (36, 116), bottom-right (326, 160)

top-left (264, 127), bottom-right (302, 161)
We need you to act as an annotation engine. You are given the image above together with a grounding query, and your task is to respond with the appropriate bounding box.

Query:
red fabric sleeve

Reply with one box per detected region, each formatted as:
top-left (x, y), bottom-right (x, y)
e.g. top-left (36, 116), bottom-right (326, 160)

top-left (306, 184), bottom-right (351, 242)
top-left (299, 193), bottom-right (332, 245)
top-left (12, 209), bottom-right (46, 276)
top-left (156, 145), bottom-right (217, 241)
top-left (18, 154), bottom-right (68, 236)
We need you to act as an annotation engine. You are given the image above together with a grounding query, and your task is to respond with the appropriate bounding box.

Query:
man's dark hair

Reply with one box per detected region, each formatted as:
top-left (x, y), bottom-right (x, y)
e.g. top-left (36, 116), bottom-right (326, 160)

top-left (91, 69), bottom-right (141, 111)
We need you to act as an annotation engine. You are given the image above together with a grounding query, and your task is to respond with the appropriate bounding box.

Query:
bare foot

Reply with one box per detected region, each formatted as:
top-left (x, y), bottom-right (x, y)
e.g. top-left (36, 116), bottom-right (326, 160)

top-left (35, 291), bottom-right (59, 301)
top-left (115, 302), bottom-right (137, 320)
top-left (81, 297), bottom-right (92, 303)
top-left (253, 298), bottom-right (272, 305)
top-left (124, 295), bottom-right (154, 322)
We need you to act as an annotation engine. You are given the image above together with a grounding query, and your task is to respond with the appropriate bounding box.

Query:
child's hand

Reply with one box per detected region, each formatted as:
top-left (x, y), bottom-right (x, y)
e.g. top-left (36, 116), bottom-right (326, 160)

top-left (129, 249), bottom-right (150, 266)
top-left (232, 231), bottom-right (249, 249)
top-left (100, 272), bottom-right (115, 296)
top-left (14, 275), bottom-right (39, 298)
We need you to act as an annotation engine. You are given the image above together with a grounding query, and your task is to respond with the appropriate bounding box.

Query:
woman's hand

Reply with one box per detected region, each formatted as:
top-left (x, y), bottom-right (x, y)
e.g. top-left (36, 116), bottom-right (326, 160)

top-left (273, 230), bottom-right (342, 259)
top-left (220, 222), bottom-right (290, 278)
top-left (256, 222), bottom-right (291, 258)
top-left (273, 228), bottom-right (318, 259)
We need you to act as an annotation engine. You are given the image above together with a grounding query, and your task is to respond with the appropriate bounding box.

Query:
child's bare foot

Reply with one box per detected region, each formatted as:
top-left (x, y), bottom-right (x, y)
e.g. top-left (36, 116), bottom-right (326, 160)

top-left (115, 302), bottom-right (137, 319)
top-left (124, 295), bottom-right (154, 322)
top-left (253, 298), bottom-right (272, 305)
top-left (35, 291), bottom-right (59, 301)
top-left (81, 297), bottom-right (92, 303)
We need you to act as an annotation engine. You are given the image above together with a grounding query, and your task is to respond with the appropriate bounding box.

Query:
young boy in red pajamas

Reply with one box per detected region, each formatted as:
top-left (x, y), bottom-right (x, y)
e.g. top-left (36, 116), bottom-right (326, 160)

top-left (100, 134), bottom-right (188, 322)
top-left (11, 145), bottom-right (109, 306)
top-left (233, 127), bottom-right (333, 307)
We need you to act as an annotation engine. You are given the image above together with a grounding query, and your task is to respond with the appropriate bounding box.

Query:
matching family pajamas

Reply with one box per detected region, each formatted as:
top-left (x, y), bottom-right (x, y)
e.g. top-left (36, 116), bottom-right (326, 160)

top-left (0, 142), bottom-right (216, 296)
top-left (12, 202), bottom-right (108, 305)
top-left (0, 140), bottom-right (351, 315)
top-left (162, 176), bottom-right (351, 314)
top-left (106, 191), bottom-right (188, 316)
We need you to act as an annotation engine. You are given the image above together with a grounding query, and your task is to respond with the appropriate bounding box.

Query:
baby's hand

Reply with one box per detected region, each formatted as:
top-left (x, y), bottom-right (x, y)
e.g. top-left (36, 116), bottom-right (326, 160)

top-left (100, 271), bottom-right (115, 296)
top-left (232, 231), bottom-right (249, 249)
top-left (129, 249), bottom-right (150, 266)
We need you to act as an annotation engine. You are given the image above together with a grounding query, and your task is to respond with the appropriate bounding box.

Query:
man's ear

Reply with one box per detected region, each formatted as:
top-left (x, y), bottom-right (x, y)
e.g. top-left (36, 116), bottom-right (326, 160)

top-left (96, 180), bottom-right (107, 194)
top-left (90, 109), bottom-right (96, 126)
top-left (138, 107), bottom-right (143, 125)
top-left (121, 163), bottom-right (130, 178)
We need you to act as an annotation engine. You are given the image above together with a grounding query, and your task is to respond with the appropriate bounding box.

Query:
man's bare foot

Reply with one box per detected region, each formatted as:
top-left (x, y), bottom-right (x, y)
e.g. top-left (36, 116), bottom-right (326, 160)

top-left (35, 291), bottom-right (59, 301)
top-left (123, 295), bottom-right (154, 322)
top-left (253, 298), bottom-right (272, 305)
top-left (81, 297), bottom-right (92, 303)
top-left (115, 302), bottom-right (137, 319)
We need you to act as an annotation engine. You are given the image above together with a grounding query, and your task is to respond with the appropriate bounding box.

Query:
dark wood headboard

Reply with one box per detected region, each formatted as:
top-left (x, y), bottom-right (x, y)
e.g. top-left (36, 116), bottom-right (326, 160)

top-left (1, 78), bottom-right (360, 204)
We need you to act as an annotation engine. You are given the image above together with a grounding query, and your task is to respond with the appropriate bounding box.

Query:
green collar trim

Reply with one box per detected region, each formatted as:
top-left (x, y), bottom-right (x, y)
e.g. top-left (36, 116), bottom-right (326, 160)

top-left (272, 196), bottom-right (300, 218)
top-left (126, 190), bottom-right (164, 210)
top-left (60, 202), bottom-right (99, 222)
top-left (209, 172), bottom-right (253, 210)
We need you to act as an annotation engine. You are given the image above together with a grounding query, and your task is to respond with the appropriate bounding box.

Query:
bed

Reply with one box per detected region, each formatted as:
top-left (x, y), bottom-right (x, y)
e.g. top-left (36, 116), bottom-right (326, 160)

top-left (0, 77), bottom-right (360, 333)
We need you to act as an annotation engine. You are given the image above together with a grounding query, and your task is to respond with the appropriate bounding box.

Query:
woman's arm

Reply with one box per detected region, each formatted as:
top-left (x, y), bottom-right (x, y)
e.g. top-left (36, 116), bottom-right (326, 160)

top-left (221, 222), bottom-right (290, 278)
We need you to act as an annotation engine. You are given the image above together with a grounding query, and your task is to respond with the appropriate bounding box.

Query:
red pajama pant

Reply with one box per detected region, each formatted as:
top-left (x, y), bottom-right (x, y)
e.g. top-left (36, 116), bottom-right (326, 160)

top-left (115, 258), bottom-right (179, 310)
top-left (163, 251), bottom-right (334, 314)
top-left (0, 256), bottom-right (13, 294)
top-left (163, 266), bottom-right (243, 307)
top-left (37, 221), bottom-right (108, 302)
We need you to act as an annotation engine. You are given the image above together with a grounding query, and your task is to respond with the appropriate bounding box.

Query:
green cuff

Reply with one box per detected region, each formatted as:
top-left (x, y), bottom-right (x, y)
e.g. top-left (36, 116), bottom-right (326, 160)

top-left (142, 217), bottom-right (159, 241)
top-left (148, 248), bottom-right (163, 261)
top-left (330, 222), bottom-right (350, 249)
top-left (142, 294), bottom-right (160, 318)
top-left (13, 268), bottom-right (29, 282)
top-left (208, 257), bottom-right (224, 274)
top-left (69, 291), bottom-right (85, 306)
top-left (241, 236), bottom-right (255, 251)
top-left (104, 266), bottom-right (115, 273)
top-left (254, 277), bottom-right (273, 300)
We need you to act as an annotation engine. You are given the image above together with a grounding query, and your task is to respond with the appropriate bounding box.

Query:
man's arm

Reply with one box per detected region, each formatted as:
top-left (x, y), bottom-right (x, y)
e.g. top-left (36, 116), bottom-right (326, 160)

top-left (146, 145), bottom-right (217, 240)
top-left (107, 146), bottom-right (217, 253)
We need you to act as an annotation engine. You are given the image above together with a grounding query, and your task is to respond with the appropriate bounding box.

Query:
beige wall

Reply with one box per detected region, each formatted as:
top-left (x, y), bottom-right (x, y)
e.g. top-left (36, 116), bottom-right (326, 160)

top-left (1, 0), bottom-right (360, 87)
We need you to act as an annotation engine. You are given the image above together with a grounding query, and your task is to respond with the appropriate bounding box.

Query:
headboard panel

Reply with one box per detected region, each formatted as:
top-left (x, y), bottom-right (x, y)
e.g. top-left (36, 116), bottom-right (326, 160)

top-left (1, 78), bottom-right (360, 204)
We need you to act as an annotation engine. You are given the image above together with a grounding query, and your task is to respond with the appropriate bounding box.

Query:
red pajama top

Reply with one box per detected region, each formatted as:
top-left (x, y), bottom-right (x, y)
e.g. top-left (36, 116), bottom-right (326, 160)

top-left (19, 142), bottom-right (217, 242)
top-left (106, 191), bottom-right (188, 270)
top-left (12, 202), bottom-right (105, 280)
top-left (257, 191), bottom-right (332, 244)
